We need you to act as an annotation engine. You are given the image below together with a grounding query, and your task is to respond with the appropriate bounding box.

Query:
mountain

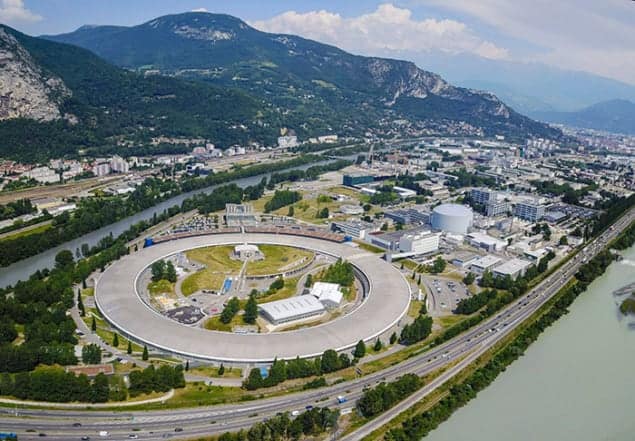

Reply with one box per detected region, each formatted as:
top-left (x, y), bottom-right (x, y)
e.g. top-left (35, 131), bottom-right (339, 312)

top-left (0, 24), bottom-right (273, 162)
top-left (44, 12), bottom-right (561, 142)
top-left (533, 99), bottom-right (635, 135)
top-left (411, 52), bottom-right (635, 114)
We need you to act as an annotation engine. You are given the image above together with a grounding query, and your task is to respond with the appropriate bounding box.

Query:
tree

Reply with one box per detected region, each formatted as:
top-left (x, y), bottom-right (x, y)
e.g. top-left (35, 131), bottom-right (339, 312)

top-left (353, 340), bottom-right (366, 358)
top-left (165, 261), bottom-right (177, 283)
top-left (82, 344), bottom-right (101, 364)
top-left (381, 223), bottom-right (388, 231)
top-left (112, 333), bottom-right (119, 347)
top-left (220, 297), bottom-right (240, 324)
top-left (373, 339), bottom-right (383, 352)
top-left (463, 272), bottom-right (476, 285)
top-left (287, 205), bottom-right (295, 217)
top-left (77, 289), bottom-right (85, 317)
top-left (304, 274), bottom-right (313, 288)
top-left (559, 235), bottom-right (569, 245)
top-left (142, 345), bottom-right (149, 361)
top-left (218, 363), bottom-right (225, 376)
top-left (54, 250), bottom-right (74, 269)
top-left (185, 361), bottom-right (189, 372)
top-left (430, 257), bottom-right (446, 274)
top-left (151, 260), bottom-right (166, 282)
top-left (317, 207), bottom-right (329, 219)
top-left (127, 341), bottom-right (132, 355)
top-left (243, 293), bottom-right (258, 325)
top-left (390, 332), bottom-right (397, 345)
top-left (91, 316), bottom-right (97, 332)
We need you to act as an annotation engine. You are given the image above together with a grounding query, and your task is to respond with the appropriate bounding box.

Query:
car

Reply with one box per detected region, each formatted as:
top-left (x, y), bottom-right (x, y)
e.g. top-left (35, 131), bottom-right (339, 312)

top-left (38, 434), bottom-right (46, 437)
top-left (81, 437), bottom-right (90, 441)
top-left (72, 423), bottom-right (82, 427)
top-left (305, 405), bottom-right (313, 411)
top-left (174, 428), bottom-right (183, 432)
top-left (128, 435), bottom-right (138, 439)
top-left (291, 410), bottom-right (300, 416)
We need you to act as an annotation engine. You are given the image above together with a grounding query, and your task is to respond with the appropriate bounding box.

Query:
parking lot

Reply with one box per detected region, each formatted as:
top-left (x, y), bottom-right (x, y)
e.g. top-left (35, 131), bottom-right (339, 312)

top-left (423, 275), bottom-right (471, 315)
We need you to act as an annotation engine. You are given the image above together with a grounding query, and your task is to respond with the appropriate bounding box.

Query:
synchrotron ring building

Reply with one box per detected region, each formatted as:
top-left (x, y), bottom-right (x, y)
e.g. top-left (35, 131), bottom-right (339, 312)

top-left (95, 233), bottom-right (411, 363)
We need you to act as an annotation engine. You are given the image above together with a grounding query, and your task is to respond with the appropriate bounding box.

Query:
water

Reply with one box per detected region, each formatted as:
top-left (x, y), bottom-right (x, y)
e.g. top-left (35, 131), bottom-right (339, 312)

top-left (427, 244), bottom-right (635, 441)
top-left (0, 159), bottom-right (342, 287)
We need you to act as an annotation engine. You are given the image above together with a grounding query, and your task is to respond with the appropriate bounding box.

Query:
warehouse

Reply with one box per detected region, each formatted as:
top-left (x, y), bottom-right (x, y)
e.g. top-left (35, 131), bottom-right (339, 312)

top-left (469, 255), bottom-right (502, 274)
top-left (492, 258), bottom-right (533, 279)
top-left (310, 282), bottom-right (343, 309)
top-left (259, 296), bottom-right (326, 325)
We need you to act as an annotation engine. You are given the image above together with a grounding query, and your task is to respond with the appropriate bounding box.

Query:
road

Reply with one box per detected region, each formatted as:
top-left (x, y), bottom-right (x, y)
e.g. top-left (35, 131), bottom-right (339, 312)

top-left (1, 208), bottom-right (633, 441)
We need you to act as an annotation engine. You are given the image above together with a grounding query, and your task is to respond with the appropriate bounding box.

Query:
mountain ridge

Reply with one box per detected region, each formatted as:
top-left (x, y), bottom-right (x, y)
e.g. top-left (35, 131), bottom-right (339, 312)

top-left (44, 11), bottom-right (562, 141)
top-left (533, 99), bottom-right (635, 135)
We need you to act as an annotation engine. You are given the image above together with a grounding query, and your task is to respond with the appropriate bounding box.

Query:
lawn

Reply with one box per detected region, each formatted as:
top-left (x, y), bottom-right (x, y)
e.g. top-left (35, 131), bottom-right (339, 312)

top-left (257, 277), bottom-right (299, 303)
top-left (186, 245), bottom-right (244, 272)
top-left (189, 365), bottom-right (243, 379)
top-left (181, 270), bottom-right (226, 296)
top-left (82, 308), bottom-right (143, 353)
top-left (246, 245), bottom-right (313, 276)
top-left (203, 314), bottom-right (245, 332)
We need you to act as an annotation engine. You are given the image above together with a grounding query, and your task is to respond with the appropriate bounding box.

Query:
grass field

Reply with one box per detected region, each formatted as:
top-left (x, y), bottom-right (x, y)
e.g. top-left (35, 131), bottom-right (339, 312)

top-left (82, 308), bottom-right (144, 353)
top-left (256, 277), bottom-right (299, 303)
top-left (203, 314), bottom-right (245, 332)
top-left (181, 270), bottom-right (226, 296)
top-left (147, 279), bottom-right (174, 296)
top-left (186, 246), bottom-right (244, 272)
top-left (0, 222), bottom-right (51, 241)
top-left (246, 245), bottom-right (313, 276)
top-left (189, 365), bottom-right (243, 379)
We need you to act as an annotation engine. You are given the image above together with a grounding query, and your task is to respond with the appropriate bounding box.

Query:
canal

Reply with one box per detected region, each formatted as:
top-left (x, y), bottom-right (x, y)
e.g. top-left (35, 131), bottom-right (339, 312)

top-left (427, 244), bottom-right (635, 441)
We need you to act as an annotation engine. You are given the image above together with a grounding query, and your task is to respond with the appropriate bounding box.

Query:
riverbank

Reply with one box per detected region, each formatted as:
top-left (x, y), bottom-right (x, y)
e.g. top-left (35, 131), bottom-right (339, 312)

top-left (361, 219), bottom-right (635, 440)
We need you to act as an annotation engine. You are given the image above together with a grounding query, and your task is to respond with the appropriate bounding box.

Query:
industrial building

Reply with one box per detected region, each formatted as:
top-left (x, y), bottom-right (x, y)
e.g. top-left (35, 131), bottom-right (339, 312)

top-left (469, 255), bottom-right (502, 274)
top-left (225, 203), bottom-right (258, 226)
top-left (310, 282), bottom-right (343, 309)
top-left (259, 296), bottom-right (325, 325)
top-left (466, 232), bottom-right (508, 252)
top-left (330, 220), bottom-right (376, 239)
top-left (398, 231), bottom-right (440, 255)
top-left (514, 200), bottom-right (545, 222)
top-left (343, 174), bottom-right (374, 187)
top-left (492, 258), bottom-right (533, 279)
top-left (384, 208), bottom-right (430, 225)
top-left (431, 203), bottom-right (474, 234)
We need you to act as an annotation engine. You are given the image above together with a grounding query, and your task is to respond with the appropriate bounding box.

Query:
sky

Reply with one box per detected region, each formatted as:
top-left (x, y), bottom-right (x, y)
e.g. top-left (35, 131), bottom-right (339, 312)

top-left (1, 0), bottom-right (634, 85)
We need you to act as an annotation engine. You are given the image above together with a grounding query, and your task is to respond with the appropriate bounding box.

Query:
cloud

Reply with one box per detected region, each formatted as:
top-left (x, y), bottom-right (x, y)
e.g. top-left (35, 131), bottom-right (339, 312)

top-left (0, 0), bottom-right (41, 23)
top-left (251, 3), bottom-right (509, 60)
top-left (191, 8), bottom-right (208, 13)
top-left (416, 0), bottom-right (635, 84)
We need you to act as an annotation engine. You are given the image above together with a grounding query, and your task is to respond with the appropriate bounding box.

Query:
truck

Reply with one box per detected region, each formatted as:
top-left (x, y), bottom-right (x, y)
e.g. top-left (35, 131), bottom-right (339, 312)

top-left (337, 395), bottom-right (347, 404)
top-left (99, 432), bottom-right (109, 438)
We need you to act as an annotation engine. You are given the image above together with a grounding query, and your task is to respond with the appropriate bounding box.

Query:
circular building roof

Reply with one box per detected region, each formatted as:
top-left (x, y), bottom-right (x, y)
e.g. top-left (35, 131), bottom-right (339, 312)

top-left (432, 203), bottom-right (473, 217)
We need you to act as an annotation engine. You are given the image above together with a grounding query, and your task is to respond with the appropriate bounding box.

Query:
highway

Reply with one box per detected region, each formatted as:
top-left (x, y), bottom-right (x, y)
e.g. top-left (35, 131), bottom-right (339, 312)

top-left (1, 208), bottom-right (633, 441)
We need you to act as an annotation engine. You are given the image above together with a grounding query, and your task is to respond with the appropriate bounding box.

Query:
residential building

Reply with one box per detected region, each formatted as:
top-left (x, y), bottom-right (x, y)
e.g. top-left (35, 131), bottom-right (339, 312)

top-left (110, 155), bottom-right (129, 173)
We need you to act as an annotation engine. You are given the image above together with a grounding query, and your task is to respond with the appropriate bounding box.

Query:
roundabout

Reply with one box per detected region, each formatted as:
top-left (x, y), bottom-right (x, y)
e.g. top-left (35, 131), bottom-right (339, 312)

top-left (95, 233), bottom-right (412, 363)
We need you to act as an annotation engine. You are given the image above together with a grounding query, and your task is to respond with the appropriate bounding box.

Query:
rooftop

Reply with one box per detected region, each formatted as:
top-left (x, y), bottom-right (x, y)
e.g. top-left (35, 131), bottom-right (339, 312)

top-left (492, 258), bottom-right (532, 276)
top-left (258, 295), bottom-right (325, 322)
top-left (470, 255), bottom-right (502, 269)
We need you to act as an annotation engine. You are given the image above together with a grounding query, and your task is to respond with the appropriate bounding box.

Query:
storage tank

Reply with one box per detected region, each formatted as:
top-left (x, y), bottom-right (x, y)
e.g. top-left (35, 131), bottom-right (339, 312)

top-left (431, 203), bottom-right (473, 234)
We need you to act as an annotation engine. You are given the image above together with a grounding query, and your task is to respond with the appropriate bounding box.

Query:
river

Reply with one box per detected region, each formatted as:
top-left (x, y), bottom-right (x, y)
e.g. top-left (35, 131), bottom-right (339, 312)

top-left (0, 159), bottom-right (343, 287)
top-left (427, 244), bottom-right (635, 441)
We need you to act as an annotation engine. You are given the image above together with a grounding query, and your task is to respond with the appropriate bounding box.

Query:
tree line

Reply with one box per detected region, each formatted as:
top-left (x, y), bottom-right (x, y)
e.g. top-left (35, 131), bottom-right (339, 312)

top-left (208, 407), bottom-right (339, 441)
top-left (264, 190), bottom-right (302, 213)
top-left (243, 349), bottom-right (352, 390)
top-left (357, 373), bottom-right (422, 418)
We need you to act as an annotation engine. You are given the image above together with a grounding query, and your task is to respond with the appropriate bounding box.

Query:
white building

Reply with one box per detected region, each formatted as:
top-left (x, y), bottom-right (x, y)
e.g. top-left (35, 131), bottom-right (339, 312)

top-left (492, 258), bottom-right (533, 279)
top-left (466, 232), bottom-right (507, 252)
top-left (399, 231), bottom-right (440, 255)
top-left (277, 135), bottom-right (299, 148)
top-left (330, 220), bottom-right (377, 240)
top-left (514, 200), bottom-right (545, 222)
top-left (318, 135), bottom-right (338, 144)
top-left (110, 156), bottom-right (129, 173)
top-left (259, 296), bottom-right (325, 325)
top-left (469, 255), bottom-right (502, 275)
top-left (93, 162), bottom-right (110, 177)
top-left (310, 282), bottom-right (343, 309)
top-left (23, 166), bottom-right (59, 184)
